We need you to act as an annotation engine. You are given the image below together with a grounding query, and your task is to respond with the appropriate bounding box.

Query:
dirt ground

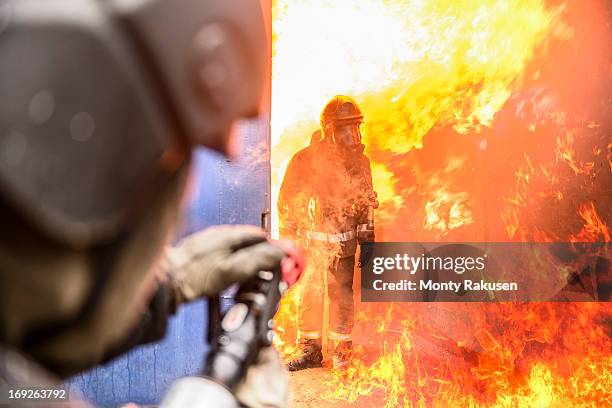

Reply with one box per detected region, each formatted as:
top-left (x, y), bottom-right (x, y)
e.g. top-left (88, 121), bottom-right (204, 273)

top-left (288, 368), bottom-right (343, 407)
top-left (288, 368), bottom-right (381, 407)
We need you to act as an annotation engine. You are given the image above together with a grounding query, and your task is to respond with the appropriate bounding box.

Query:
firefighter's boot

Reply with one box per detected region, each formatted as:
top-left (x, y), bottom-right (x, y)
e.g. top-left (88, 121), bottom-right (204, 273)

top-left (331, 340), bottom-right (352, 371)
top-left (287, 339), bottom-right (323, 371)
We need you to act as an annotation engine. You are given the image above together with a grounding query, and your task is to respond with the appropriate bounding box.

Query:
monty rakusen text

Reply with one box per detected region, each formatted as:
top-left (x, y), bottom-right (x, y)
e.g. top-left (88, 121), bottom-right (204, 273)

top-left (369, 253), bottom-right (518, 293)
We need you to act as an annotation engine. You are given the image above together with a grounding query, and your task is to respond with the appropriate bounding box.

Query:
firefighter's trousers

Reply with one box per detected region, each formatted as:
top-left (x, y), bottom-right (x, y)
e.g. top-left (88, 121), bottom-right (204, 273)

top-left (297, 238), bottom-right (357, 344)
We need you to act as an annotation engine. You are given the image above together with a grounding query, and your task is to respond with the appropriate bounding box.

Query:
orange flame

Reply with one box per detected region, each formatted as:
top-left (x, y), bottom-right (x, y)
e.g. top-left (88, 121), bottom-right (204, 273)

top-left (307, 196), bottom-right (316, 232)
top-left (555, 130), bottom-right (595, 176)
top-left (570, 202), bottom-right (611, 243)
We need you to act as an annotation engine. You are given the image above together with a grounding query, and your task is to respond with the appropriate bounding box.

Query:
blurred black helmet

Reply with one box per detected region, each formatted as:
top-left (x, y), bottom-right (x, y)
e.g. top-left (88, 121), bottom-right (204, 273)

top-left (0, 0), bottom-right (267, 248)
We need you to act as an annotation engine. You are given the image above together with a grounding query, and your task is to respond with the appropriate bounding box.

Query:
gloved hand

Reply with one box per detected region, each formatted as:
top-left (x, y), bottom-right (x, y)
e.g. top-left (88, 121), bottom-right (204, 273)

top-left (164, 225), bottom-right (286, 303)
top-left (359, 242), bottom-right (375, 268)
top-left (357, 229), bottom-right (375, 244)
top-left (234, 346), bottom-right (290, 408)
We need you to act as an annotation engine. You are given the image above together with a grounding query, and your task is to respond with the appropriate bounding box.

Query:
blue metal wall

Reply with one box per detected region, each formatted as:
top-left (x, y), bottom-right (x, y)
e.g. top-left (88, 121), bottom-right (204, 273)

top-left (68, 119), bottom-right (270, 407)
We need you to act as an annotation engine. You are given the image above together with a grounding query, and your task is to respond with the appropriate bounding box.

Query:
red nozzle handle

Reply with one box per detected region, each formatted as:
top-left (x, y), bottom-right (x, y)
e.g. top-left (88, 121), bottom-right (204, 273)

top-left (272, 239), bottom-right (304, 287)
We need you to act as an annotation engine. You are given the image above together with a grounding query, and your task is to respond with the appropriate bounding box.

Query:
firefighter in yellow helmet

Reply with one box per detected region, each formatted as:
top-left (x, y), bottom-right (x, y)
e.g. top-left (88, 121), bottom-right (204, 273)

top-left (278, 96), bottom-right (378, 370)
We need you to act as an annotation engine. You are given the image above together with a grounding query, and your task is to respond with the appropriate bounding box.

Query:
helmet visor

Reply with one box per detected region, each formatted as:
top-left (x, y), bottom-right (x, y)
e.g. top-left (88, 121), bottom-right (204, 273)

top-left (333, 124), bottom-right (361, 146)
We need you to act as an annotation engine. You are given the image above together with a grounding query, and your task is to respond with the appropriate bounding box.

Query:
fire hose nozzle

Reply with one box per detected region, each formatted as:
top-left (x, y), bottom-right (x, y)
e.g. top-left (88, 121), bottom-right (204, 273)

top-left (203, 238), bottom-right (304, 388)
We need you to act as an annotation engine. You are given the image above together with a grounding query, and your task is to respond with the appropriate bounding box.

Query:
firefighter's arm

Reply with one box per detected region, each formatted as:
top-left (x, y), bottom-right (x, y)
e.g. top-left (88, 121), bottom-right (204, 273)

top-left (103, 226), bottom-right (286, 364)
top-left (357, 157), bottom-right (377, 243)
top-left (163, 225), bottom-right (286, 304)
top-left (101, 283), bottom-right (176, 364)
top-left (277, 156), bottom-right (301, 240)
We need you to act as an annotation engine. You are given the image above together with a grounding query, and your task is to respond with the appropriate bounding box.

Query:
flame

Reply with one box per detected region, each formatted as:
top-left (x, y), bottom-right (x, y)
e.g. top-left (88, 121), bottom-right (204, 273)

top-left (271, 0), bottom-right (612, 406)
top-left (421, 158), bottom-right (473, 236)
top-left (501, 118), bottom-right (610, 243)
top-left (423, 188), bottom-right (472, 235)
top-left (555, 130), bottom-right (595, 176)
top-left (570, 202), bottom-right (612, 243)
top-left (370, 162), bottom-right (404, 226)
top-left (307, 196), bottom-right (316, 231)
top-left (314, 303), bottom-right (612, 407)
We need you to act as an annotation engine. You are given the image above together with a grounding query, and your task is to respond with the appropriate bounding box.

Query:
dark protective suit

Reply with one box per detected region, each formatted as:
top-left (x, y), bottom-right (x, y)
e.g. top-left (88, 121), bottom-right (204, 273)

top-left (0, 284), bottom-right (178, 407)
top-left (278, 138), bottom-right (375, 344)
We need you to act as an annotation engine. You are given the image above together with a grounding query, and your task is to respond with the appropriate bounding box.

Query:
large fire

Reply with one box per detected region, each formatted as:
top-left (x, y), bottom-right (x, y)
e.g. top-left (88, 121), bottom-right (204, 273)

top-left (271, 0), bottom-right (611, 406)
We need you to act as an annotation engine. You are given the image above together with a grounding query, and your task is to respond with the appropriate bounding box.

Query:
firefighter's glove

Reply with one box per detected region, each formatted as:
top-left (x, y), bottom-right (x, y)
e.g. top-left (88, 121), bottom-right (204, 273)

top-left (358, 229), bottom-right (375, 244)
top-left (359, 242), bottom-right (374, 268)
top-left (235, 346), bottom-right (290, 408)
top-left (165, 225), bottom-right (286, 303)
